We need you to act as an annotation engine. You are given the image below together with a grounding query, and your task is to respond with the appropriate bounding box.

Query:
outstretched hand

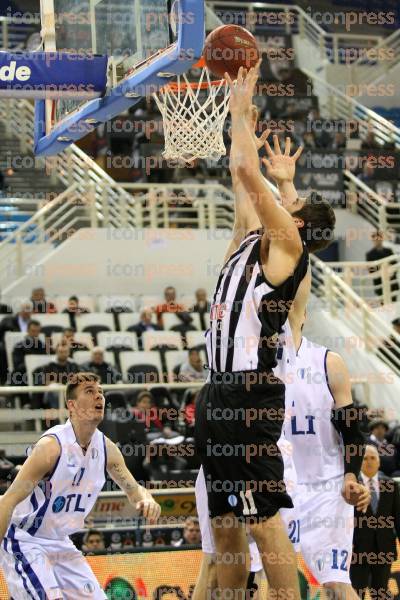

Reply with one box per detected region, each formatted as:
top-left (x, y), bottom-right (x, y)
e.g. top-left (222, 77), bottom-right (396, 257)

top-left (225, 61), bottom-right (262, 118)
top-left (262, 134), bottom-right (303, 184)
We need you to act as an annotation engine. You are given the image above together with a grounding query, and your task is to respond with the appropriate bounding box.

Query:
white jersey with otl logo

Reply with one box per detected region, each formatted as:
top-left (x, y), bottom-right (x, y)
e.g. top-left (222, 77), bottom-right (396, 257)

top-left (9, 419), bottom-right (107, 540)
top-left (283, 336), bottom-right (344, 485)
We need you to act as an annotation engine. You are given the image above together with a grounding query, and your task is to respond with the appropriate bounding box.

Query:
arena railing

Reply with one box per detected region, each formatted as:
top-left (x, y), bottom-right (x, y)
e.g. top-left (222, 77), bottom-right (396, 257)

top-left (350, 29), bottom-right (400, 85)
top-left (344, 170), bottom-right (400, 234)
top-left (322, 255), bottom-right (400, 306)
top-left (302, 69), bottom-right (400, 148)
top-left (0, 15), bottom-right (40, 51)
top-left (310, 253), bottom-right (400, 376)
top-left (206, 2), bottom-right (384, 66)
top-left (0, 380), bottom-right (370, 440)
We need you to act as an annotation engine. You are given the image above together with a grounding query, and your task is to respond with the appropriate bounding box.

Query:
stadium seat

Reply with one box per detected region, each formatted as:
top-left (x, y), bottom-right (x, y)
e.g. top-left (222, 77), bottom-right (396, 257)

top-left (161, 312), bottom-right (193, 330)
top-left (51, 332), bottom-right (94, 349)
top-left (5, 332), bottom-right (46, 370)
top-left (73, 350), bottom-right (115, 366)
top-left (186, 331), bottom-right (207, 349)
top-left (97, 331), bottom-right (138, 352)
top-left (164, 350), bottom-right (188, 382)
top-left (190, 312), bottom-right (210, 330)
top-left (138, 296), bottom-right (162, 310)
top-left (35, 314), bottom-right (70, 330)
top-left (97, 295), bottom-right (137, 313)
top-left (142, 331), bottom-right (183, 351)
top-left (75, 313), bottom-right (114, 343)
top-left (25, 354), bottom-right (56, 386)
top-left (119, 351), bottom-right (163, 383)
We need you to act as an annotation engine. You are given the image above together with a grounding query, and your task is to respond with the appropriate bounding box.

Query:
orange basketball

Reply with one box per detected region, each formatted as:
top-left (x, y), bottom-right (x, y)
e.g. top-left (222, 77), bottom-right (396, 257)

top-left (203, 25), bottom-right (260, 79)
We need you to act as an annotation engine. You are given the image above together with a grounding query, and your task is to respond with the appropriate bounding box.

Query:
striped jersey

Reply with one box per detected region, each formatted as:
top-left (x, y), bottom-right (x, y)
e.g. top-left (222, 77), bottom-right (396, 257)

top-left (283, 337), bottom-right (344, 485)
top-left (9, 419), bottom-right (107, 540)
top-left (206, 229), bottom-right (309, 373)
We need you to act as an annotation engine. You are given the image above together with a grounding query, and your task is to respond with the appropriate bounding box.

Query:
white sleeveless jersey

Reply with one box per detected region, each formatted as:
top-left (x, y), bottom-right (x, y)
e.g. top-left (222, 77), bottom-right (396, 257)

top-left (283, 336), bottom-right (344, 484)
top-left (10, 419), bottom-right (107, 540)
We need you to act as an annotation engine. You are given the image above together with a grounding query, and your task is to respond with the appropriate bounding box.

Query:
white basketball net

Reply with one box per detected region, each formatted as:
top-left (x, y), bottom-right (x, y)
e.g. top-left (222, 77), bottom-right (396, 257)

top-left (153, 67), bottom-right (231, 162)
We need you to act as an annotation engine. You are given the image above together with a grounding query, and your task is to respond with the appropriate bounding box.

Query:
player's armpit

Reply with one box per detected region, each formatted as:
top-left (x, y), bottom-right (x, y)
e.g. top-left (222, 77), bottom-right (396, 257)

top-left (0, 436), bottom-right (60, 540)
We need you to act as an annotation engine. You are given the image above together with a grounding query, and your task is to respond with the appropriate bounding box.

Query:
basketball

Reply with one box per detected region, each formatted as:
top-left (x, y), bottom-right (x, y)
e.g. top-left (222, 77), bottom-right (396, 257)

top-left (203, 25), bottom-right (260, 79)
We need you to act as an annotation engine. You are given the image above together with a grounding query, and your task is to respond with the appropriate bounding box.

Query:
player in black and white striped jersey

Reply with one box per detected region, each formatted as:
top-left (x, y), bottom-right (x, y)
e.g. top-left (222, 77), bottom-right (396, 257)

top-left (194, 63), bottom-right (336, 599)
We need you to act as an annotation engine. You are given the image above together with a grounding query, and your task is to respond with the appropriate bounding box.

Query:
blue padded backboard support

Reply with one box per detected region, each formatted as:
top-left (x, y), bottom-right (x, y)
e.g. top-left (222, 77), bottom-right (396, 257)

top-left (34, 0), bottom-right (205, 156)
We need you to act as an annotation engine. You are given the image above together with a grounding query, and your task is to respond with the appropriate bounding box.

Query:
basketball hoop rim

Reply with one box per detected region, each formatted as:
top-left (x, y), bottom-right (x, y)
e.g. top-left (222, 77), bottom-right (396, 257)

top-left (164, 78), bottom-right (226, 92)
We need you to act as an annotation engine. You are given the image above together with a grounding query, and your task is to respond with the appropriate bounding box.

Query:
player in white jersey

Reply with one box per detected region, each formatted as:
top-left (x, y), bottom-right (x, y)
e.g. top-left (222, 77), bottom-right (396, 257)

top-left (0, 372), bottom-right (161, 599)
top-left (284, 316), bottom-right (369, 600)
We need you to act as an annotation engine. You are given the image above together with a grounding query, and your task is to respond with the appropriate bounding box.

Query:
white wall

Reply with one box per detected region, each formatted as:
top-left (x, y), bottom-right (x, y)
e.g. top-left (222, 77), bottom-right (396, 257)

top-left (304, 300), bottom-right (400, 414)
top-left (4, 229), bottom-right (231, 299)
top-left (334, 209), bottom-right (376, 261)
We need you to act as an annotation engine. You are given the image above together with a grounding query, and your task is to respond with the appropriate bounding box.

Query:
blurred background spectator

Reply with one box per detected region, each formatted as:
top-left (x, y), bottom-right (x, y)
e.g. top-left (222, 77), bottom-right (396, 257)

top-left (30, 287), bottom-right (57, 314)
top-left (81, 347), bottom-right (122, 384)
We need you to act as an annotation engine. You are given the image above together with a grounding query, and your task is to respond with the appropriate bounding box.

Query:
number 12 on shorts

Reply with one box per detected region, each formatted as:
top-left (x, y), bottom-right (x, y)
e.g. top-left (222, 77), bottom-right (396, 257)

top-left (331, 549), bottom-right (349, 571)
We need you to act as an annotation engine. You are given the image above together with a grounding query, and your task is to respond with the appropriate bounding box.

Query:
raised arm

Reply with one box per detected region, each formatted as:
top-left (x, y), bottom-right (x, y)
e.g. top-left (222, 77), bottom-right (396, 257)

top-left (0, 435), bottom-right (60, 540)
top-left (225, 106), bottom-right (268, 263)
top-left (226, 65), bottom-right (303, 282)
top-left (105, 437), bottom-right (160, 524)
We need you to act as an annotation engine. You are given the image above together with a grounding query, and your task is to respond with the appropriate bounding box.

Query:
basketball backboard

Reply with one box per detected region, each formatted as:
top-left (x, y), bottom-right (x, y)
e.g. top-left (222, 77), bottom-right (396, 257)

top-left (35, 0), bottom-right (204, 155)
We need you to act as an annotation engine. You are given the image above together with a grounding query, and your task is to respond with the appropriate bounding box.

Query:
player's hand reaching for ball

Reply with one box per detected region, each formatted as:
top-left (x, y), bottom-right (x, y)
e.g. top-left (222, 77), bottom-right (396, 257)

top-left (341, 475), bottom-right (371, 513)
top-left (263, 134), bottom-right (303, 184)
top-left (225, 61), bottom-right (262, 117)
top-left (136, 496), bottom-right (161, 524)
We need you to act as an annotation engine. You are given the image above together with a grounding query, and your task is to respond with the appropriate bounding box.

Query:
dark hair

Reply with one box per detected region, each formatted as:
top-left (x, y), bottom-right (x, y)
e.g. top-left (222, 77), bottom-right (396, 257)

top-left (83, 529), bottom-right (103, 543)
top-left (392, 318), bottom-right (400, 328)
top-left (368, 418), bottom-right (389, 432)
top-left (27, 319), bottom-right (41, 329)
top-left (292, 192), bottom-right (336, 253)
top-left (65, 372), bottom-right (100, 402)
top-left (63, 326), bottom-right (76, 333)
top-left (69, 295), bottom-right (79, 302)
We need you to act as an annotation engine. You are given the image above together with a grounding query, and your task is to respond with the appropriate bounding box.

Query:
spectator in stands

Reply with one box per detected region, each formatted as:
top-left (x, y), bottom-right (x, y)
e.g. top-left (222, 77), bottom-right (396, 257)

top-left (81, 347), bottom-right (122, 384)
top-left (30, 287), bottom-right (57, 314)
top-left (127, 308), bottom-right (162, 350)
top-left (361, 130), bottom-right (381, 150)
top-left (368, 419), bottom-right (398, 476)
top-left (359, 161), bottom-right (377, 183)
top-left (365, 231), bottom-right (399, 300)
top-left (11, 319), bottom-right (47, 383)
top-left (172, 517), bottom-right (201, 547)
top-left (82, 530), bottom-right (105, 553)
top-left (302, 131), bottom-right (316, 149)
top-left (0, 301), bottom-right (33, 382)
top-left (155, 287), bottom-right (194, 337)
top-left (0, 169), bottom-right (4, 193)
top-left (36, 343), bottom-right (79, 387)
top-left (307, 109), bottom-right (333, 148)
top-left (178, 349), bottom-right (207, 382)
top-left (60, 327), bottom-right (91, 356)
top-left (132, 391), bottom-right (164, 437)
top-left (62, 295), bottom-right (90, 329)
top-left (0, 300), bottom-right (32, 340)
top-left (192, 288), bottom-right (210, 330)
top-left (332, 131), bottom-right (347, 150)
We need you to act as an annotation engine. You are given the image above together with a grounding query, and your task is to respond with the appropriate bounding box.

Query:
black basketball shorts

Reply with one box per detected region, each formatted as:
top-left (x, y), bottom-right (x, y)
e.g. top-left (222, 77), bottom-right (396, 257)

top-left (194, 371), bottom-right (293, 520)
